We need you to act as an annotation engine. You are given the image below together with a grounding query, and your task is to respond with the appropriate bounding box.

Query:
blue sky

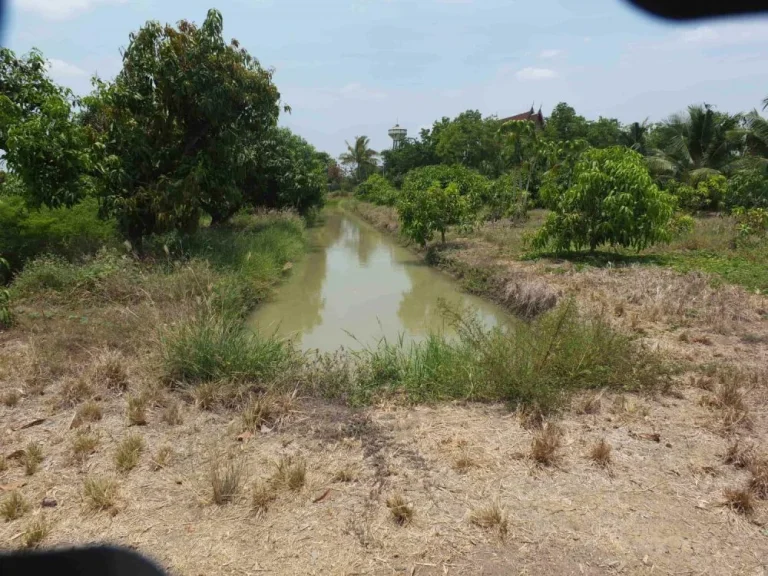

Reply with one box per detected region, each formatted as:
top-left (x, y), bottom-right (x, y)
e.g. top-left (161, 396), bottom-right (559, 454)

top-left (4, 0), bottom-right (768, 156)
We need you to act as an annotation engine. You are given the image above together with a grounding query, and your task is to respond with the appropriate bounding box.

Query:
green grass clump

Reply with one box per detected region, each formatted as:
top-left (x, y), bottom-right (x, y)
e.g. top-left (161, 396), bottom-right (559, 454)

top-left (344, 301), bottom-right (669, 412)
top-left (161, 312), bottom-right (294, 386)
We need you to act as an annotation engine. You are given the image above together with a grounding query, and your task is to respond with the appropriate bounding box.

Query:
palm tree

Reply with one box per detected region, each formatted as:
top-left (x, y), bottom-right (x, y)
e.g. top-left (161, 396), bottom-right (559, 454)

top-left (730, 109), bottom-right (768, 173)
top-left (339, 136), bottom-right (379, 183)
top-left (650, 104), bottom-right (740, 182)
top-left (620, 119), bottom-right (650, 155)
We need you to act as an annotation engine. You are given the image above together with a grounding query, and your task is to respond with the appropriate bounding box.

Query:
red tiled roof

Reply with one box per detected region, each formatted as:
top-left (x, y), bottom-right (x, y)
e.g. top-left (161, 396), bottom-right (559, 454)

top-left (499, 108), bottom-right (545, 125)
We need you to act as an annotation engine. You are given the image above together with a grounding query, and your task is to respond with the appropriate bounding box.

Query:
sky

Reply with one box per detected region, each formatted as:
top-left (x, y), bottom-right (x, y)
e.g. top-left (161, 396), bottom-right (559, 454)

top-left (3, 0), bottom-right (768, 156)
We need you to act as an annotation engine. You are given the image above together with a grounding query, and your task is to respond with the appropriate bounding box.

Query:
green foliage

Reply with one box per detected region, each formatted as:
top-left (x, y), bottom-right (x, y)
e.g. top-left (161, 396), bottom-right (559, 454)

top-left (402, 164), bottom-right (487, 199)
top-left (398, 181), bottom-right (474, 246)
top-left (0, 48), bottom-right (92, 209)
top-left (725, 170), bottom-right (768, 211)
top-left (87, 9), bottom-right (281, 241)
top-left (0, 192), bottom-right (116, 272)
top-left (339, 136), bottom-right (379, 183)
top-left (243, 127), bottom-right (327, 217)
top-left (344, 301), bottom-right (669, 411)
top-left (534, 147), bottom-right (676, 251)
top-left (733, 207), bottom-right (768, 241)
top-left (483, 173), bottom-right (528, 221)
top-left (544, 103), bottom-right (589, 142)
top-left (586, 116), bottom-right (623, 148)
top-left (433, 110), bottom-right (502, 176)
top-left (668, 174), bottom-right (727, 212)
top-left (357, 174), bottom-right (398, 206)
top-left (0, 257), bottom-right (11, 328)
top-left (381, 135), bottom-right (438, 187)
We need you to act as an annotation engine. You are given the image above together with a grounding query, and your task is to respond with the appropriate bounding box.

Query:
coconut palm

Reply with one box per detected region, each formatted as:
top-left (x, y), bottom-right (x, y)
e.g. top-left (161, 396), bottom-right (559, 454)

top-left (650, 104), bottom-right (741, 182)
top-left (339, 135), bottom-right (379, 183)
top-left (730, 109), bottom-right (768, 174)
top-left (620, 119), bottom-right (650, 155)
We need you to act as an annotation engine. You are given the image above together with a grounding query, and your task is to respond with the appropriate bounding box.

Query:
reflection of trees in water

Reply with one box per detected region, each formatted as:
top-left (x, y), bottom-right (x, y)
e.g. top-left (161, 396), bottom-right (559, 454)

top-left (396, 261), bottom-right (447, 334)
top-left (339, 217), bottom-right (378, 266)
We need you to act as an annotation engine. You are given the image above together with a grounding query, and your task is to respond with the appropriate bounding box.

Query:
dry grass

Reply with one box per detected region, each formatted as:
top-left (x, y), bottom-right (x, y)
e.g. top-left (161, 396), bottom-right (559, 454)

top-left (386, 492), bottom-right (413, 526)
top-left (724, 440), bottom-right (756, 469)
top-left (59, 377), bottom-right (92, 407)
top-left (1, 389), bottom-right (20, 407)
top-left (530, 423), bottom-right (563, 466)
top-left (75, 400), bottom-right (103, 425)
top-left (332, 465), bottom-right (358, 483)
top-left (23, 442), bottom-right (43, 476)
top-left (241, 395), bottom-right (276, 432)
top-left (1, 491), bottom-right (28, 521)
top-left (193, 381), bottom-right (219, 410)
top-left (21, 516), bottom-right (50, 548)
top-left (709, 373), bottom-right (752, 431)
top-left (272, 455), bottom-right (306, 491)
top-left (114, 434), bottom-right (144, 472)
top-left (126, 394), bottom-right (148, 426)
top-left (749, 459), bottom-right (768, 499)
top-left (577, 391), bottom-right (603, 415)
top-left (71, 430), bottom-right (99, 464)
top-left (150, 445), bottom-right (174, 471)
top-left (161, 402), bottom-right (183, 425)
top-left (470, 502), bottom-right (508, 539)
top-left (723, 487), bottom-right (754, 516)
top-left (589, 439), bottom-right (612, 467)
top-left (210, 459), bottom-right (245, 505)
top-left (452, 450), bottom-right (476, 473)
top-left (518, 406), bottom-right (544, 430)
top-left (83, 476), bottom-right (119, 512)
top-left (0, 456), bottom-right (6, 472)
top-left (91, 350), bottom-right (129, 392)
top-left (251, 479), bottom-right (277, 514)
top-left (502, 278), bottom-right (558, 319)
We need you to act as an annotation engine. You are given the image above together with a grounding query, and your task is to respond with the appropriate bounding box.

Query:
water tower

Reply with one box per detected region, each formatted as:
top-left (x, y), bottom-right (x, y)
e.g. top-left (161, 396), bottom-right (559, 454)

top-left (388, 123), bottom-right (407, 149)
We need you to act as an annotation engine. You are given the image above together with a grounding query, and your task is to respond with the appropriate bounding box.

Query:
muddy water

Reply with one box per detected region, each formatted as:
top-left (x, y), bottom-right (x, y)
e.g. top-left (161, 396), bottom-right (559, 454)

top-left (248, 208), bottom-right (509, 352)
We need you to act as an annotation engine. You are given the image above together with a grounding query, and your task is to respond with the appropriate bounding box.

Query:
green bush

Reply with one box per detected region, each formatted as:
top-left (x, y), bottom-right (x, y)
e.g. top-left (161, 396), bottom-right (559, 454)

top-left (0, 257), bottom-right (11, 328)
top-left (398, 182), bottom-right (474, 245)
top-left (357, 174), bottom-right (397, 206)
top-left (667, 175), bottom-right (727, 212)
top-left (403, 164), bottom-right (487, 199)
top-left (733, 207), bottom-right (768, 242)
top-left (0, 191), bottom-right (117, 273)
top-left (534, 147), bottom-right (676, 251)
top-left (483, 172), bottom-right (528, 221)
top-left (725, 170), bottom-right (768, 211)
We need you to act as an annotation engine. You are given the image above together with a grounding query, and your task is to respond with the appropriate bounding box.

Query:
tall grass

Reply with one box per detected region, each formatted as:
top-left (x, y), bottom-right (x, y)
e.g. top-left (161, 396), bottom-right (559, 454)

top-left (336, 301), bottom-right (670, 412)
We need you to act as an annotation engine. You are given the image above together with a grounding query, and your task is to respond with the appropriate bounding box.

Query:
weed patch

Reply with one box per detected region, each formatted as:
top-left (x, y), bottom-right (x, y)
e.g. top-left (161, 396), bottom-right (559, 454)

top-left (470, 503), bottom-right (508, 538)
top-left (23, 442), bottom-right (43, 476)
top-left (115, 434), bottom-right (144, 472)
top-left (210, 459), bottom-right (244, 505)
top-left (589, 439), bottom-right (612, 467)
top-left (386, 492), bottom-right (413, 526)
top-left (21, 516), bottom-right (50, 548)
top-left (83, 476), bottom-right (119, 512)
top-left (530, 423), bottom-right (563, 466)
top-left (1, 491), bottom-right (28, 521)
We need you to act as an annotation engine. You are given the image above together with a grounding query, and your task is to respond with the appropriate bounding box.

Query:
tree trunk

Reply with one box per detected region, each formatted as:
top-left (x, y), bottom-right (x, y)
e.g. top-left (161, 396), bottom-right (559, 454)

top-left (441, 229), bottom-right (446, 244)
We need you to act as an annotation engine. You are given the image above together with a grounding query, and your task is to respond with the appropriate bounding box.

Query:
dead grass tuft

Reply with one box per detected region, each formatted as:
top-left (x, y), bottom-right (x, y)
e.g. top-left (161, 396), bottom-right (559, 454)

top-left (161, 402), bottom-right (183, 425)
top-left (210, 459), bottom-right (245, 505)
top-left (723, 487), bottom-right (754, 516)
top-left (192, 381), bottom-right (219, 410)
top-left (386, 492), bottom-right (413, 526)
top-left (470, 502), bottom-right (508, 538)
top-left (126, 394), bottom-right (148, 426)
top-left (251, 480), bottom-right (277, 514)
top-left (518, 406), bottom-right (544, 430)
top-left (0, 456), bottom-right (6, 472)
top-left (150, 445), bottom-right (174, 471)
top-left (724, 440), bottom-right (756, 469)
top-left (1, 389), bottom-right (20, 407)
top-left (1, 491), bottom-right (28, 521)
top-left (75, 400), bottom-right (103, 425)
top-left (332, 465), bottom-right (357, 483)
top-left (749, 459), bottom-right (768, 499)
top-left (502, 278), bottom-right (558, 319)
top-left (530, 423), bottom-right (563, 466)
top-left (114, 434), bottom-right (144, 472)
top-left (83, 476), bottom-right (119, 512)
top-left (577, 391), bottom-right (603, 415)
top-left (23, 442), bottom-right (43, 476)
top-left (91, 350), bottom-right (129, 392)
top-left (452, 450), bottom-right (476, 473)
top-left (59, 377), bottom-right (92, 408)
top-left (272, 455), bottom-right (306, 491)
top-left (21, 516), bottom-right (50, 548)
top-left (71, 431), bottom-right (99, 464)
top-left (706, 371), bottom-right (752, 431)
top-left (241, 395), bottom-right (276, 432)
top-left (589, 439), bottom-right (612, 467)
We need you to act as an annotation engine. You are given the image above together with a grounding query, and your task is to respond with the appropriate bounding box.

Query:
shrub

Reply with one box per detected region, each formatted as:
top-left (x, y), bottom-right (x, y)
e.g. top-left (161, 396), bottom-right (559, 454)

top-left (398, 182), bottom-right (474, 245)
top-left (533, 147), bottom-right (676, 251)
top-left (732, 207), bottom-right (768, 242)
top-left (0, 194), bottom-right (116, 273)
top-left (483, 173), bottom-right (528, 221)
top-left (725, 169), bottom-right (768, 211)
top-left (357, 174), bottom-right (397, 206)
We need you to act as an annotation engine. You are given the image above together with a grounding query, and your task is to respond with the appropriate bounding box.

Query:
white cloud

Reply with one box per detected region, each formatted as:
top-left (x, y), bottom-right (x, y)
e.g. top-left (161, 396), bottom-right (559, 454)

top-left (680, 26), bottom-right (719, 44)
top-left (539, 49), bottom-right (562, 59)
top-left (15, 0), bottom-right (127, 20)
top-left (339, 82), bottom-right (387, 101)
top-left (47, 59), bottom-right (88, 79)
top-left (515, 67), bottom-right (556, 81)
top-left (676, 22), bottom-right (768, 46)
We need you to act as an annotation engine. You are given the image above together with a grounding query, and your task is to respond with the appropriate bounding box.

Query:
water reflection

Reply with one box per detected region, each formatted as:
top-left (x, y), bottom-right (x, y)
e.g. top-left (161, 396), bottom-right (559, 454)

top-left (248, 209), bottom-right (507, 352)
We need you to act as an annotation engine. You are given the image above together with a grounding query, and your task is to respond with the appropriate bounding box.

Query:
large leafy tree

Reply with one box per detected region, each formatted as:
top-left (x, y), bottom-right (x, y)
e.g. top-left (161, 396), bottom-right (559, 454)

top-left (433, 110), bottom-right (502, 176)
top-left (544, 102), bottom-right (589, 142)
top-left (534, 147), bottom-right (676, 252)
top-left (586, 117), bottom-right (623, 148)
top-left (398, 181), bottom-right (473, 246)
top-left (381, 131), bottom-right (438, 187)
top-left (339, 136), bottom-right (378, 183)
top-left (649, 104), bottom-right (740, 182)
top-left (86, 9), bottom-right (281, 241)
top-left (0, 48), bottom-right (92, 209)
